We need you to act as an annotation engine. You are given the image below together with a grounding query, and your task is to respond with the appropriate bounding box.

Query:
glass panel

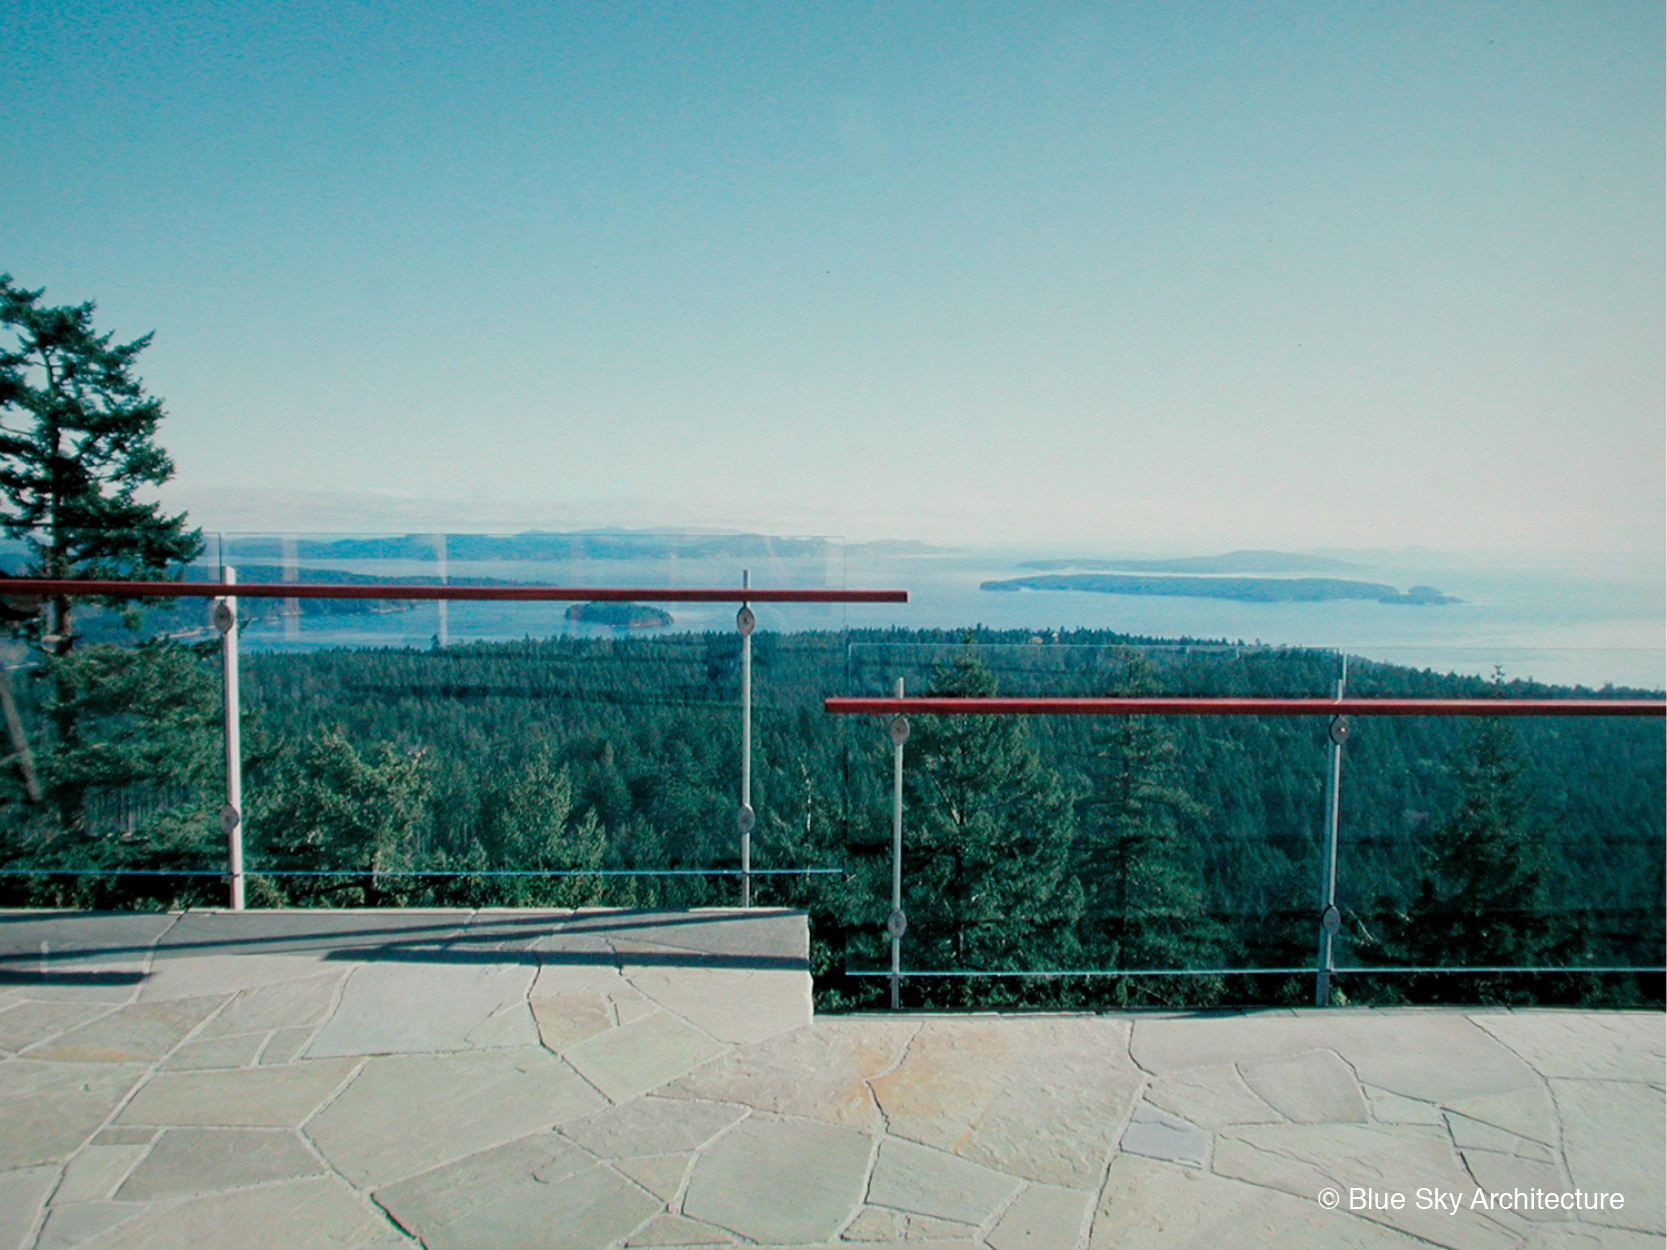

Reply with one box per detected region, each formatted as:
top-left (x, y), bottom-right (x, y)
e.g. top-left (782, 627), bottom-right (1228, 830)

top-left (0, 532), bottom-right (852, 916)
top-left (830, 639), bottom-right (1664, 1010)
top-left (0, 528), bottom-right (227, 906)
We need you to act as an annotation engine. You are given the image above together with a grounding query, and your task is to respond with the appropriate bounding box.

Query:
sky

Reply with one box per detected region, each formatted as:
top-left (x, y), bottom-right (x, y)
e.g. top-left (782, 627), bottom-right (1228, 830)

top-left (3, 1), bottom-right (1662, 554)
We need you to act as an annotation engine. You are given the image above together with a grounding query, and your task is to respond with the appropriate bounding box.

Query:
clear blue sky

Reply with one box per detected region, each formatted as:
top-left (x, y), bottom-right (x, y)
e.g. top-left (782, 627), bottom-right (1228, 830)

top-left (4, 1), bottom-right (1661, 553)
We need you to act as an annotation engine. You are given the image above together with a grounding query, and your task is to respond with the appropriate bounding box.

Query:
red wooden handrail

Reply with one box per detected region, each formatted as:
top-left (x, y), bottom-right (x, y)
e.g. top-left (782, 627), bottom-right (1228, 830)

top-left (824, 696), bottom-right (1664, 717)
top-left (0, 579), bottom-right (906, 604)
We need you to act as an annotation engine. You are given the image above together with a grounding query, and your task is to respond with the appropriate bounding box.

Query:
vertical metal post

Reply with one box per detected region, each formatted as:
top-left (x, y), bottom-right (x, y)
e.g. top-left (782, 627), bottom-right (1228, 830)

top-left (215, 567), bottom-right (245, 911)
top-left (433, 532), bottom-right (449, 648)
top-left (1316, 656), bottom-right (1348, 1006)
top-left (280, 536), bottom-right (299, 641)
top-left (888, 677), bottom-right (909, 1010)
top-left (737, 570), bottom-right (754, 909)
top-left (0, 668), bottom-right (41, 802)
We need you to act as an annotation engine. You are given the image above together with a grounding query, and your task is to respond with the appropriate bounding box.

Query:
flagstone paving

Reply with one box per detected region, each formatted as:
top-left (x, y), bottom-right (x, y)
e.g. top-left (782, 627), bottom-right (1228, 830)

top-left (0, 909), bottom-right (1661, 1250)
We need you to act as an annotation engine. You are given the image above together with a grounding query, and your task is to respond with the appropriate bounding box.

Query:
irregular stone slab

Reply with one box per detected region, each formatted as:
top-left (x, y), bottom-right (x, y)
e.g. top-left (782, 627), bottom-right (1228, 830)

top-left (682, 1114), bottom-right (870, 1244)
top-left (54, 1144), bottom-right (150, 1202)
top-left (530, 960), bottom-right (660, 1050)
top-left (155, 909), bottom-right (468, 957)
top-left (1322, 1016), bottom-right (1542, 1106)
top-left (306, 958), bottom-right (535, 1057)
top-left (1445, 1111), bottom-right (1528, 1154)
top-left (626, 1213), bottom-right (735, 1245)
top-left (1135, 1012), bottom-right (1541, 1104)
top-left (1091, 1153), bottom-right (1428, 1248)
top-left (117, 1128), bottom-right (323, 1200)
top-left (1460, 1151), bottom-right (1572, 1222)
top-left (1446, 1087), bottom-right (1559, 1145)
top-left (196, 973), bottom-right (343, 1037)
top-left (867, 1136), bottom-right (1021, 1224)
top-left (1471, 1012), bottom-right (1666, 1082)
top-left (0, 1001), bottom-right (111, 1051)
top-left (1130, 1012), bottom-right (1320, 1074)
top-left (0, 1061), bottom-right (148, 1167)
top-left (530, 993), bottom-right (617, 1050)
top-left (910, 1217), bottom-right (983, 1243)
top-left (260, 1027), bottom-right (315, 1065)
top-left (138, 955), bottom-right (341, 1003)
top-left (162, 1032), bottom-right (265, 1071)
top-left (1238, 1050), bottom-right (1367, 1124)
top-left (116, 1058), bottom-right (359, 1127)
top-left (34, 1201), bottom-right (146, 1250)
top-left (564, 1010), bottom-right (728, 1103)
top-left (842, 1206), bottom-right (907, 1241)
top-left (375, 1133), bottom-right (658, 1250)
top-left (560, 1096), bottom-right (746, 1158)
top-left (1519, 1227), bottom-right (1667, 1250)
top-left (612, 1152), bottom-right (691, 1202)
top-left (664, 1020), bottom-right (914, 1129)
top-left (453, 910), bottom-right (574, 954)
top-left (1553, 1079), bottom-right (1664, 1234)
top-left (529, 931), bottom-right (620, 968)
top-left (621, 965), bottom-right (810, 1045)
top-left (464, 1002), bottom-right (536, 1049)
top-left (0, 1166), bottom-right (58, 1250)
top-left (988, 1183), bottom-right (1092, 1250)
top-left (26, 996), bottom-right (225, 1063)
top-left (72, 1175), bottom-right (388, 1250)
top-left (555, 909), bottom-right (808, 964)
top-left (1146, 1063), bottom-right (1283, 1130)
top-left (91, 1128), bottom-right (155, 1147)
top-left (0, 912), bottom-right (174, 1003)
top-left (1120, 1101), bottom-right (1210, 1168)
top-left (308, 1047), bottom-right (604, 1188)
top-left (1214, 1122), bottom-right (1519, 1250)
top-left (871, 1018), bottom-right (1139, 1188)
top-left (1363, 1086), bottom-right (1444, 1126)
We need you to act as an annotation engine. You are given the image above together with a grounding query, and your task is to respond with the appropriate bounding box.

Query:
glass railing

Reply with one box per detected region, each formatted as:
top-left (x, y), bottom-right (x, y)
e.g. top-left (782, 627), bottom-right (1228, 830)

top-left (827, 639), bottom-right (1665, 1010)
top-left (0, 540), bottom-right (1659, 1011)
top-left (0, 532), bottom-right (870, 918)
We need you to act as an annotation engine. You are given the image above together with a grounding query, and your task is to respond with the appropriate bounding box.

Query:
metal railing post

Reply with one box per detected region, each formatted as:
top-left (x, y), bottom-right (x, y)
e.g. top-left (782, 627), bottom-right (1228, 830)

top-left (1316, 657), bottom-right (1348, 1005)
top-left (432, 532), bottom-right (449, 648)
top-left (215, 567), bottom-right (245, 911)
top-left (737, 570), bottom-right (754, 908)
top-left (0, 668), bottom-right (41, 803)
top-left (280, 536), bottom-right (299, 641)
top-left (889, 677), bottom-right (908, 1010)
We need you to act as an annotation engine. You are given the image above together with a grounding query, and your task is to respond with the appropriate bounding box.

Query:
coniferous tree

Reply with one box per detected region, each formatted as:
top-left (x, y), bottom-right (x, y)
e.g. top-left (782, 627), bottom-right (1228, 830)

top-left (1411, 716), bottom-right (1548, 959)
top-left (1362, 711), bottom-right (1554, 1002)
top-left (1076, 652), bottom-right (1223, 1004)
top-left (476, 745), bottom-right (606, 905)
top-left (0, 275), bottom-right (202, 648)
top-left (250, 728), bottom-right (430, 905)
top-left (901, 650), bottom-right (1081, 984)
top-left (0, 275), bottom-right (204, 835)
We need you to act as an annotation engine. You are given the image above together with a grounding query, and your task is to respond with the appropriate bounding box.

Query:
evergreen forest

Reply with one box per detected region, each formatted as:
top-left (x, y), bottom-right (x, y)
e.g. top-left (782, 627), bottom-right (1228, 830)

top-left (0, 626), bottom-right (1661, 1011)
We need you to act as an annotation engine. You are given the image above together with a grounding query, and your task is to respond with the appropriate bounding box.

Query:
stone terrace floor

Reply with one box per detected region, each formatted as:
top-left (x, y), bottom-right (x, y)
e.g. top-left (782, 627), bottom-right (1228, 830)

top-left (0, 909), bottom-right (1661, 1250)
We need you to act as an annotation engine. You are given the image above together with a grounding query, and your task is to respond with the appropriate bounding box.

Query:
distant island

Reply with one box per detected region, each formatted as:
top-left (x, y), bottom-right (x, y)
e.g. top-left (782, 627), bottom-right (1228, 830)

top-left (1016, 549), bottom-right (1362, 574)
top-left (564, 601), bottom-right (674, 628)
top-left (982, 573), bottom-right (1461, 605)
top-left (1379, 585), bottom-right (1463, 605)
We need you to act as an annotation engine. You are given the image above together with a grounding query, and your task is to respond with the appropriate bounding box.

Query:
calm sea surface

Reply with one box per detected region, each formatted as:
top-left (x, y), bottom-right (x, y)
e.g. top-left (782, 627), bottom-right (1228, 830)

top-left (221, 542), bottom-right (1665, 692)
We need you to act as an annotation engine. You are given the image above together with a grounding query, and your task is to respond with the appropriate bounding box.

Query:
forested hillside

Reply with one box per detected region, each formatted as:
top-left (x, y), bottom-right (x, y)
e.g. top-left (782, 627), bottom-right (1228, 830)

top-left (1, 628), bottom-right (1660, 1009)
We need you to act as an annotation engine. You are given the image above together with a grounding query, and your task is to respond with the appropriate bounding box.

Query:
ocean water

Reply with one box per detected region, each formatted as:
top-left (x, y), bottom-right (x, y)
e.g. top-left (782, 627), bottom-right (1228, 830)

top-left (212, 540), bottom-right (1664, 692)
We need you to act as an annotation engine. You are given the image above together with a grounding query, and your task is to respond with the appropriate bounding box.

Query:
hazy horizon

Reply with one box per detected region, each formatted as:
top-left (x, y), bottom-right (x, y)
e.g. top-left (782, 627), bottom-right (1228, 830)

top-left (6, 3), bottom-right (1662, 559)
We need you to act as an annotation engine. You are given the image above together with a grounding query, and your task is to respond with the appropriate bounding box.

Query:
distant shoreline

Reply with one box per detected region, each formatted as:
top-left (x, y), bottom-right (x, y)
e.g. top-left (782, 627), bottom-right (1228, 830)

top-left (982, 573), bottom-right (1460, 605)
